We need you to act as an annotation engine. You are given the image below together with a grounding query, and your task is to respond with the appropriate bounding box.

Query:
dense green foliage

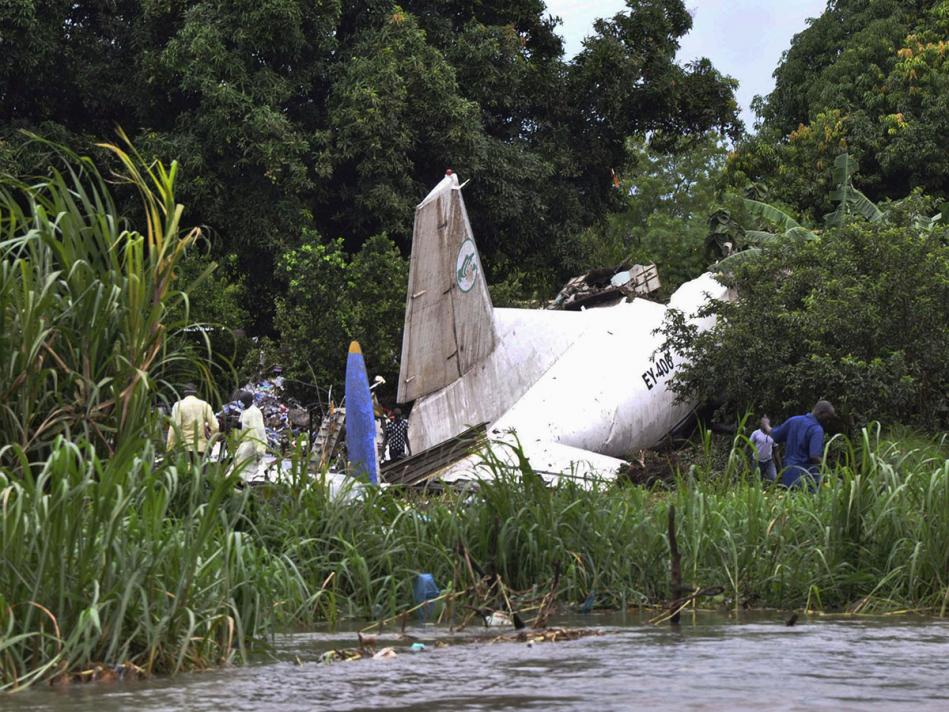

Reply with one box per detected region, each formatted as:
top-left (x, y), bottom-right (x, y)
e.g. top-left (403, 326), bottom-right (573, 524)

top-left (0, 0), bottom-right (740, 375)
top-left (274, 233), bottom-right (408, 394)
top-left (570, 133), bottom-right (729, 295)
top-left (731, 0), bottom-right (949, 217)
top-left (661, 210), bottom-right (949, 428)
top-left (693, 0), bottom-right (949, 428)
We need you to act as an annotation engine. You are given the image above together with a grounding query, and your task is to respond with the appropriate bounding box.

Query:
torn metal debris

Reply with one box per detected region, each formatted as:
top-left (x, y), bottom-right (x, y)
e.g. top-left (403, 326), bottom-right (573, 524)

top-left (217, 372), bottom-right (310, 450)
top-left (547, 262), bottom-right (661, 311)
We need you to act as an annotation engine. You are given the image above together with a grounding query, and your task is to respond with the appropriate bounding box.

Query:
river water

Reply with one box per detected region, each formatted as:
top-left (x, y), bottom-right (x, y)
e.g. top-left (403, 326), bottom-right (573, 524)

top-left (8, 613), bottom-right (949, 711)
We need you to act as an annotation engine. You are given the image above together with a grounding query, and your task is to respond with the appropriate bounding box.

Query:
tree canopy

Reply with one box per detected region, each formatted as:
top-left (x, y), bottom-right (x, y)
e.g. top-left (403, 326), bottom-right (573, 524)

top-left (730, 0), bottom-right (949, 217)
top-left (1, 1), bottom-right (739, 319)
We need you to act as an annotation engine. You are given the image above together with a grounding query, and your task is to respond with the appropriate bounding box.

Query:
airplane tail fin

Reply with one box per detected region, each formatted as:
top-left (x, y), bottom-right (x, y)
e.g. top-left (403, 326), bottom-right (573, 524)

top-left (397, 172), bottom-right (496, 403)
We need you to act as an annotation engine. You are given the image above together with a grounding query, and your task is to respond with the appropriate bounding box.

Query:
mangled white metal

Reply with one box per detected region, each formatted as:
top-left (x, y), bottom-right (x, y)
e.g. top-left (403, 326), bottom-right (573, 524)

top-left (611, 263), bottom-right (661, 295)
top-left (400, 172), bottom-right (732, 480)
top-left (408, 307), bottom-right (586, 451)
top-left (489, 276), bottom-right (726, 459)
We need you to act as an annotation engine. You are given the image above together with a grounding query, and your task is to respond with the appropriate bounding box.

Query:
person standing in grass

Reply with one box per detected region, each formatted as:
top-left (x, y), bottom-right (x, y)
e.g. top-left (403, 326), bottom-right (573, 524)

top-left (750, 416), bottom-right (777, 482)
top-left (234, 391), bottom-right (267, 470)
top-left (383, 408), bottom-right (411, 462)
top-left (765, 400), bottom-right (836, 489)
top-left (166, 383), bottom-right (219, 455)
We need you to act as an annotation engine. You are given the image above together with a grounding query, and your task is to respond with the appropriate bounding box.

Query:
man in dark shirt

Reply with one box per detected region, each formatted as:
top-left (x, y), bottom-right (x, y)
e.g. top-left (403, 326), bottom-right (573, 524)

top-left (383, 408), bottom-right (411, 461)
top-left (767, 400), bottom-right (835, 489)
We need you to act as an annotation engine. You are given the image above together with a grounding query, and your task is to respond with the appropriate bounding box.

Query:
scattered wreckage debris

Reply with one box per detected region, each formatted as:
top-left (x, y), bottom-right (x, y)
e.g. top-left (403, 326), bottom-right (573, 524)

top-left (380, 423), bottom-right (488, 488)
top-left (547, 262), bottom-right (661, 311)
top-left (493, 626), bottom-right (604, 645)
top-left (219, 371), bottom-right (310, 450)
top-left (312, 407), bottom-right (346, 469)
top-left (317, 626), bottom-right (605, 665)
top-left (49, 662), bottom-right (147, 686)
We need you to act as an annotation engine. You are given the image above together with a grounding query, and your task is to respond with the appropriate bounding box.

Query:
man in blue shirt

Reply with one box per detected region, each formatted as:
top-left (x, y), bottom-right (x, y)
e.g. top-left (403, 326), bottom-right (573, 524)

top-left (766, 401), bottom-right (836, 489)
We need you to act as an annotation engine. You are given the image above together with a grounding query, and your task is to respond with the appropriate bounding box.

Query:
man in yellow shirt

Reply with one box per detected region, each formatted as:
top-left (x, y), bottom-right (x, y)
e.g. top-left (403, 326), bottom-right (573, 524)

top-left (166, 384), bottom-right (219, 454)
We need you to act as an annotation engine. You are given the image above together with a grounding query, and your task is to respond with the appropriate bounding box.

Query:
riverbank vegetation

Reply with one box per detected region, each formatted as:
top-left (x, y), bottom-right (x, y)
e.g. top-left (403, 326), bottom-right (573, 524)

top-left (3, 425), bottom-right (948, 688)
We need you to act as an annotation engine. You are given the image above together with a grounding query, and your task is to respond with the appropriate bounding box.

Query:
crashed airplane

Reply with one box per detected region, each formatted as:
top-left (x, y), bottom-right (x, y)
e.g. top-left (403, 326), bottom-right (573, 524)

top-left (396, 171), bottom-right (732, 482)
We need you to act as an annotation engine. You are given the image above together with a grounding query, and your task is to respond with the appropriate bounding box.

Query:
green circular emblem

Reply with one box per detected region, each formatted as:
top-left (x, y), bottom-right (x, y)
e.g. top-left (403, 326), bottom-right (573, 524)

top-left (455, 239), bottom-right (479, 293)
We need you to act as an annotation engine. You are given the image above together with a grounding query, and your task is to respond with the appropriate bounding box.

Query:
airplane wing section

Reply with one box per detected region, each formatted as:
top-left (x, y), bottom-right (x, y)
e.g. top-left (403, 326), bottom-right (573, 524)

top-left (398, 173), bottom-right (496, 403)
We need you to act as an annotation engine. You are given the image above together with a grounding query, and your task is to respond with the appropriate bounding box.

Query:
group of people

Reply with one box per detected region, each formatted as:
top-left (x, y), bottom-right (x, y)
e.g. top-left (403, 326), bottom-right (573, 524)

top-left (165, 384), bottom-right (266, 467)
top-left (749, 400), bottom-right (836, 489)
top-left (166, 383), bottom-right (833, 488)
top-left (166, 383), bottom-right (412, 470)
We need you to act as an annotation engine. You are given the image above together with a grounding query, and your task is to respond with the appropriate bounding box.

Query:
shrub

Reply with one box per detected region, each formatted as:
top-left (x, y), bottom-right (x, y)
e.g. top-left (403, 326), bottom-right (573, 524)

top-left (661, 218), bottom-right (949, 428)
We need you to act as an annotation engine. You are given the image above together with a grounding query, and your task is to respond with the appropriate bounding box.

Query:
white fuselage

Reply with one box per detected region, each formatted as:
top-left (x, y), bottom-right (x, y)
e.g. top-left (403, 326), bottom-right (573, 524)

top-left (408, 272), bottom-right (729, 477)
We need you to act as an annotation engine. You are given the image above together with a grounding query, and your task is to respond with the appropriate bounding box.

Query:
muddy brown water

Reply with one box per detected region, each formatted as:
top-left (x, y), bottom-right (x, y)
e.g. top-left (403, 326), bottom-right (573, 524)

top-left (7, 612), bottom-right (949, 711)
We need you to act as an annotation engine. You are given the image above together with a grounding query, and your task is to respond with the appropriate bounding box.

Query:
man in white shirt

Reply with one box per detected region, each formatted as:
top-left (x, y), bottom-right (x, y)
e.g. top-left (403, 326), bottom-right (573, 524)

top-left (750, 416), bottom-right (776, 481)
top-left (235, 391), bottom-right (267, 468)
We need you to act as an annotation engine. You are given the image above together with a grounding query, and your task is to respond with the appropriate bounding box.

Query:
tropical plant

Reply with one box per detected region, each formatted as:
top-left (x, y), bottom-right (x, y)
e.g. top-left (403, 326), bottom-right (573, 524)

top-left (709, 197), bottom-right (817, 273)
top-left (4, 424), bottom-right (949, 688)
top-left (823, 153), bottom-right (885, 226)
top-left (244, 425), bottom-right (949, 620)
top-left (0, 135), bottom-right (216, 470)
top-left (662, 216), bottom-right (949, 428)
top-left (712, 152), bottom-right (884, 273)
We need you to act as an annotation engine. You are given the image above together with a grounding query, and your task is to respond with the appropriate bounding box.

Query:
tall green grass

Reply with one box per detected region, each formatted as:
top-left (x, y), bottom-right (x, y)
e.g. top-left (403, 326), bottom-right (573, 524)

top-left (244, 426), bottom-right (949, 620)
top-left (0, 439), bottom-right (319, 689)
top-left (2, 423), bottom-right (946, 688)
top-left (0, 134), bottom-right (212, 470)
top-left (0, 136), bottom-right (285, 689)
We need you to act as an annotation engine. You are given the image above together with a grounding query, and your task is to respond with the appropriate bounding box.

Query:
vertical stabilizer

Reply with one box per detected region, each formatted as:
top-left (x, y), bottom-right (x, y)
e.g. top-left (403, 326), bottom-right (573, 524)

top-left (398, 172), bottom-right (496, 403)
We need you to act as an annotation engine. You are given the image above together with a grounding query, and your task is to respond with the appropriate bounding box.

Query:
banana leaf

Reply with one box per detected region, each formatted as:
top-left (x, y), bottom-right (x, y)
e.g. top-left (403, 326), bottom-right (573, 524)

top-left (743, 198), bottom-right (803, 232)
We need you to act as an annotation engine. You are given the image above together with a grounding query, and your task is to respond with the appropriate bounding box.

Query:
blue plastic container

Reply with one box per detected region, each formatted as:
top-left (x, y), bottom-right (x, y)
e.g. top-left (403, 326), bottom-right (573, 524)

top-left (413, 573), bottom-right (440, 622)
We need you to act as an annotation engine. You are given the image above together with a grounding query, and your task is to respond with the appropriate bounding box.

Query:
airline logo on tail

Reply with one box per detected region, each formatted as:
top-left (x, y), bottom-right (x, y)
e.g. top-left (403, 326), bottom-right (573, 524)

top-left (455, 239), bottom-right (479, 293)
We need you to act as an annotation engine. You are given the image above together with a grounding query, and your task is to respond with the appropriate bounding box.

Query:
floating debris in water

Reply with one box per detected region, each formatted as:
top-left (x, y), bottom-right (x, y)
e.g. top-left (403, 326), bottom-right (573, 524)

top-left (317, 626), bottom-right (604, 665)
top-left (50, 661), bottom-right (146, 686)
top-left (493, 627), bottom-right (605, 645)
